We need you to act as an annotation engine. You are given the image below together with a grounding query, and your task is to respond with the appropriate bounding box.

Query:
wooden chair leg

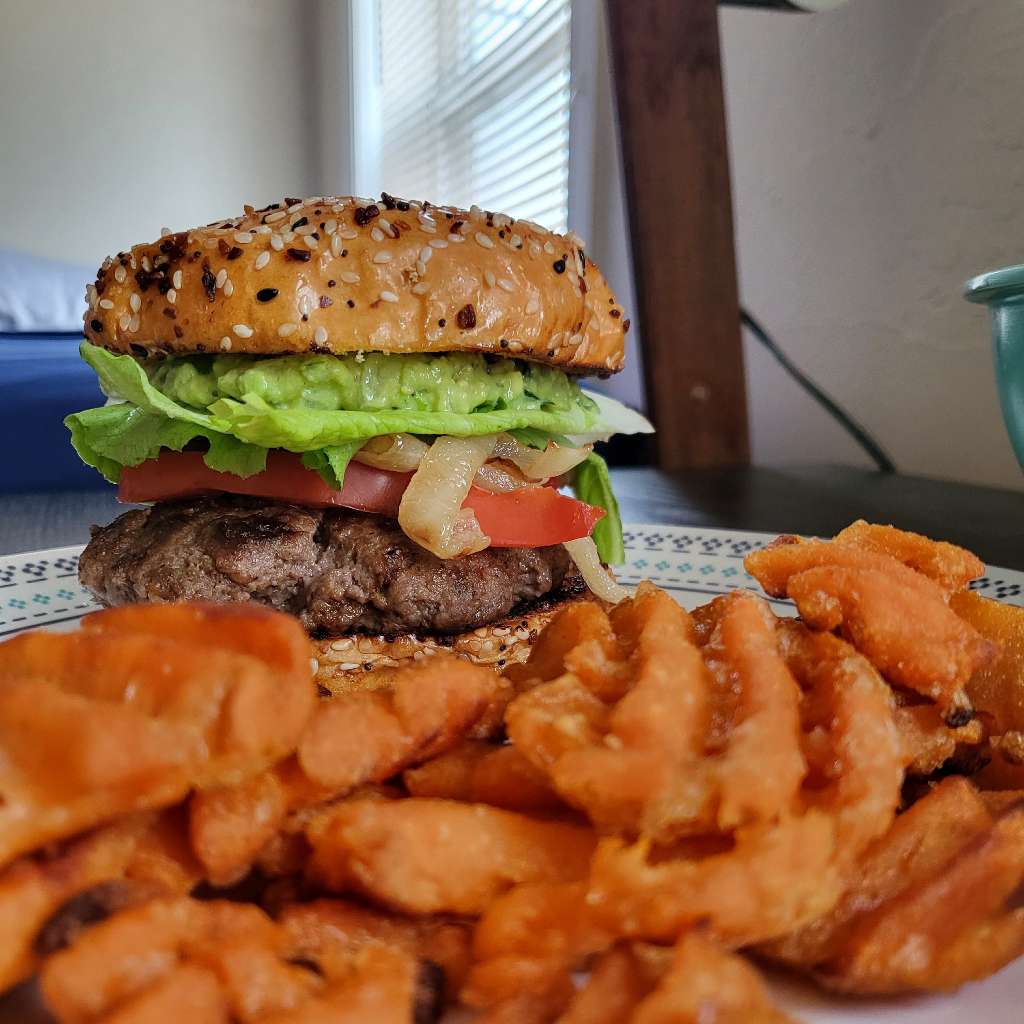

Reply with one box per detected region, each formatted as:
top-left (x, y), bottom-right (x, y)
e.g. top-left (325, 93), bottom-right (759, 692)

top-left (605, 0), bottom-right (749, 469)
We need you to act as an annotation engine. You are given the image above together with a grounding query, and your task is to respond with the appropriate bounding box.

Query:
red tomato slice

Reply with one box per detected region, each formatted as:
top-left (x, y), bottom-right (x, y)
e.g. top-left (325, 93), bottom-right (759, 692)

top-left (117, 451), bottom-right (603, 548)
top-left (464, 486), bottom-right (603, 547)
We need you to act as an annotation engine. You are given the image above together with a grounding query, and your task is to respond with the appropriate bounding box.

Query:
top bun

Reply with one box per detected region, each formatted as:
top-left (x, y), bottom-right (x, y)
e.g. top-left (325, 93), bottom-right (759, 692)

top-left (83, 194), bottom-right (628, 375)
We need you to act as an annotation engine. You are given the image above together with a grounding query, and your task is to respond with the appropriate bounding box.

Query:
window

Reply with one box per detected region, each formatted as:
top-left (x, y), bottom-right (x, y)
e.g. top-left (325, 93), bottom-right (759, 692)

top-left (355, 0), bottom-right (572, 232)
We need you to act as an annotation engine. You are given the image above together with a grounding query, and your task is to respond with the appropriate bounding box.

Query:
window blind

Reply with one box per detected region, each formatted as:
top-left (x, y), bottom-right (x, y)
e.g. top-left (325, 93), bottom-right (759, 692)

top-left (372, 0), bottom-right (572, 232)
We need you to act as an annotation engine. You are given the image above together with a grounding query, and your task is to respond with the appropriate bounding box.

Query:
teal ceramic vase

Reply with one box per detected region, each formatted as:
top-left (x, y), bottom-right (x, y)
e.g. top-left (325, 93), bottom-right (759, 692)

top-left (964, 265), bottom-right (1024, 469)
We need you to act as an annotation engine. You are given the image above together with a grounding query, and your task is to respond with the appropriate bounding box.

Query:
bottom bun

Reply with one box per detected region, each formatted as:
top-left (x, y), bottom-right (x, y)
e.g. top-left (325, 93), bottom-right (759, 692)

top-left (313, 589), bottom-right (601, 695)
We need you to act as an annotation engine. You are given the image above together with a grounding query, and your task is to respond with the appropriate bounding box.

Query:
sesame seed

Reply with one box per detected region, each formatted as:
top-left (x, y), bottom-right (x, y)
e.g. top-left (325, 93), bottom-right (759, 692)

top-left (510, 233), bottom-right (522, 247)
top-left (324, 219), bottom-right (337, 235)
top-left (215, 268), bottom-right (228, 288)
top-left (429, 239), bottom-right (448, 249)
top-left (128, 314), bottom-right (140, 332)
top-left (232, 323), bottom-right (253, 337)
top-left (278, 322), bottom-right (298, 337)
top-left (380, 290), bottom-right (399, 303)
top-left (114, 266), bottom-right (127, 283)
top-left (305, 234), bottom-right (319, 249)
top-left (314, 326), bottom-right (328, 344)
top-left (256, 287), bottom-right (278, 302)
top-left (470, 204), bottom-right (483, 218)
top-left (373, 251), bottom-right (392, 263)
top-left (223, 279), bottom-right (235, 297)
top-left (256, 225), bottom-right (271, 235)
top-left (448, 233), bottom-right (465, 243)
top-left (415, 260), bottom-right (427, 275)
top-left (172, 270), bottom-right (183, 289)
top-left (378, 217), bottom-right (392, 233)
top-left (498, 278), bottom-right (515, 292)
top-left (484, 270), bottom-right (496, 287)
top-left (287, 202), bottom-right (304, 213)
top-left (528, 240), bottom-right (541, 258)
top-left (99, 298), bottom-right (114, 309)
top-left (411, 282), bottom-right (429, 294)
top-left (339, 228), bottom-right (358, 240)
top-left (475, 232), bottom-right (494, 249)
top-left (254, 251), bottom-right (270, 270)
top-left (118, 313), bottom-right (131, 331)
top-left (265, 210), bottom-right (286, 223)
top-left (270, 233), bottom-right (284, 251)
top-left (167, 288), bottom-right (177, 304)
top-left (234, 231), bottom-right (253, 244)
top-left (420, 219), bottom-right (437, 233)
top-left (220, 337), bottom-right (232, 351)
top-left (494, 213), bottom-right (512, 228)
top-left (543, 241), bottom-right (555, 255)
top-left (129, 293), bottom-right (141, 312)
top-left (526, 298), bottom-right (540, 314)
top-left (339, 271), bottom-right (360, 284)
top-left (331, 234), bottom-right (344, 256)
top-left (371, 226), bottom-right (385, 243)
top-left (298, 292), bottom-right (315, 316)
top-left (141, 256), bottom-right (152, 271)
top-left (160, 226), bottom-right (171, 237)
top-left (415, 246), bottom-right (432, 264)
top-left (282, 231), bottom-right (296, 243)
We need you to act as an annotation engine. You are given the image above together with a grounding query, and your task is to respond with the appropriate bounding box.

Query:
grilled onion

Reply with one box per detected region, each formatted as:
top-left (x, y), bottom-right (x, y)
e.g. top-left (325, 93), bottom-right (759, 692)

top-left (398, 435), bottom-right (497, 559)
top-left (355, 434), bottom-right (429, 472)
top-left (493, 434), bottom-right (592, 481)
top-left (563, 537), bottom-right (630, 605)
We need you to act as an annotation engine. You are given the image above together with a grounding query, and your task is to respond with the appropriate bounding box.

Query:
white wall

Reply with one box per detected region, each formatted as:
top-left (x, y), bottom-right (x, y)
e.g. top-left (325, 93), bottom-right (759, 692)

top-left (589, 0), bottom-right (1022, 490)
top-left (721, 0), bottom-right (1023, 489)
top-left (0, 0), bottom-right (319, 268)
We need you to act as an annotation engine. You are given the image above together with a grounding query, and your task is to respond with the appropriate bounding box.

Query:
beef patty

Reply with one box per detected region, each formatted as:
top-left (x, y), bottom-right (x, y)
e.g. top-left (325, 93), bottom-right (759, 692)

top-left (79, 495), bottom-right (582, 637)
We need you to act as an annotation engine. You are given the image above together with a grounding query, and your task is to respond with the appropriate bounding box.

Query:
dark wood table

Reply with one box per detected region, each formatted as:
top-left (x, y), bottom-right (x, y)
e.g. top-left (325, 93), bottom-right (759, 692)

top-left (2, 465), bottom-right (1021, 569)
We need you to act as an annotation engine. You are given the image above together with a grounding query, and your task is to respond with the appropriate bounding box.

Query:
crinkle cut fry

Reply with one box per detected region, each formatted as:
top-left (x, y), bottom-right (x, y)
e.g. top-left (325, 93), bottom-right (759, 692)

top-left (278, 898), bottom-right (472, 1003)
top-left (586, 811), bottom-right (841, 947)
top-left (306, 798), bottom-right (597, 915)
top-left (403, 740), bottom-right (566, 813)
top-left (833, 520), bottom-right (985, 593)
top-left (817, 795), bottom-right (1024, 994)
top-left (951, 589), bottom-right (1024, 735)
top-left (39, 896), bottom-right (436, 1024)
top-left (189, 656), bottom-right (498, 884)
top-left (0, 604), bottom-right (315, 869)
top-left (787, 565), bottom-right (995, 712)
top-left (462, 882), bottom-right (612, 1011)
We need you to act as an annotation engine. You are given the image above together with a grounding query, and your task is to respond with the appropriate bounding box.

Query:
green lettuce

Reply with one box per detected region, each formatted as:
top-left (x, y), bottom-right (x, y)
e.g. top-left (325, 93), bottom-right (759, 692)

top-left (573, 453), bottom-right (624, 565)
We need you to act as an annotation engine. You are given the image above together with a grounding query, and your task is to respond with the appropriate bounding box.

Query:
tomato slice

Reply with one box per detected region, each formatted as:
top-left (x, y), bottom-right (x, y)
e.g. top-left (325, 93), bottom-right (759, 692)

top-left (117, 450), bottom-right (603, 548)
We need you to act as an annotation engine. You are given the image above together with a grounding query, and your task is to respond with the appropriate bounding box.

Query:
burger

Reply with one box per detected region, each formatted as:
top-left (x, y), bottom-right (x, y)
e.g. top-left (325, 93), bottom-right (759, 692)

top-left (67, 194), bottom-right (652, 689)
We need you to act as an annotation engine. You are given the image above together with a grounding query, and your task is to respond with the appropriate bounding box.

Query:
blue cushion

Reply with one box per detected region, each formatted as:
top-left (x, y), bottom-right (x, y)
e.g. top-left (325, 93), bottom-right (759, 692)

top-left (0, 335), bottom-right (110, 494)
top-left (0, 249), bottom-right (92, 333)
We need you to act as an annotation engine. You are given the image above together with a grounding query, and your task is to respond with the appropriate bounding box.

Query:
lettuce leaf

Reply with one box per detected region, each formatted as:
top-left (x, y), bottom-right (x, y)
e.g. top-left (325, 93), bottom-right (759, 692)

top-left (300, 442), bottom-right (366, 490)
top-left (573, 453), bottom-right (624, 565)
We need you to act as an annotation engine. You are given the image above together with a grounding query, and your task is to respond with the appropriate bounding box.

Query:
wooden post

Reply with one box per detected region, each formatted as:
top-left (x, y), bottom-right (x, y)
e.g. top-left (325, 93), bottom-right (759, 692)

top-left (605, 0), bottom-right (749, 468)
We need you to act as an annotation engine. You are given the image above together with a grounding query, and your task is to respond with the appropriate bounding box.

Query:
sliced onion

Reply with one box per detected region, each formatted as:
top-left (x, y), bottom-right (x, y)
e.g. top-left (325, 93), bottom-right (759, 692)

top-left (473, 459), bottom-right (538, 493)
top-left (355, 433), bottom-right (429, 472)
top-left (493, 433), bottom-right (592, 481)
top-left (563, 537), bottom-right (630, 605)
top-left (399, 435), bottom-right (496, 558)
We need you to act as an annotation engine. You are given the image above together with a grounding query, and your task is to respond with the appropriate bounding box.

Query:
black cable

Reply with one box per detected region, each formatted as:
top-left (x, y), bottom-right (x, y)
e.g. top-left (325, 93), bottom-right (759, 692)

top-left (741, 308), bottom-right (897, 474)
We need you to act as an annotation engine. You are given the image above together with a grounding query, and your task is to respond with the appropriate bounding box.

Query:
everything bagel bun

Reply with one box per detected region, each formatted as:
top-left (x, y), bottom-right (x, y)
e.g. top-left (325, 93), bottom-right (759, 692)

top-left (313, 589), bottom-right (601, 696)
top-left (83, 194), bottom-right (628, 374)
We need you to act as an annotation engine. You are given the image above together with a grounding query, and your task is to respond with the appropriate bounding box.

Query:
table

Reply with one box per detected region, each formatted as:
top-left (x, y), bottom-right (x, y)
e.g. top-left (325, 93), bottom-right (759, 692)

top-left (2, 465), bottom-right (1021, 569)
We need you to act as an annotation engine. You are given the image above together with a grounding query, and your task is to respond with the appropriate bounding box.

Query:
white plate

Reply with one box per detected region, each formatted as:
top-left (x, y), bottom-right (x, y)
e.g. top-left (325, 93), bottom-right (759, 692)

top-left (1, 524), bottom-right (1022, 1021)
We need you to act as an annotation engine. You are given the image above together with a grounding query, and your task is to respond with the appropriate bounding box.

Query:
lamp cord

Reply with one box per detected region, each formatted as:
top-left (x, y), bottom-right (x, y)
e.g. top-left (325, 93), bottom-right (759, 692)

top-left (741, 307), bottom-right (896, 473)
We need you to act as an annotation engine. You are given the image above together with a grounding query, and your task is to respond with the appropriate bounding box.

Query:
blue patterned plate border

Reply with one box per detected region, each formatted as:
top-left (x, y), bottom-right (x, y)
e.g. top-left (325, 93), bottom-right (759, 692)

top-left (2, 526), bottom-right (1022, 638)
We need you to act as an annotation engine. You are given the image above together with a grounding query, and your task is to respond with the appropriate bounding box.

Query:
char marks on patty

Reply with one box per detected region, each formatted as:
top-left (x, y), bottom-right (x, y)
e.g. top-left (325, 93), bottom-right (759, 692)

top-left (79, 495), bottom-right (581, 637)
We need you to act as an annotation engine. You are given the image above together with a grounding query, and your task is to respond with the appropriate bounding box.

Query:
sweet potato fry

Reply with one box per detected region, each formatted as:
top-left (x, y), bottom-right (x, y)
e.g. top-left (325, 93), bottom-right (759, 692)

top-left (0, 604), bottom-right (315, 868)
top-left (39, 895), bottom-right (435, 1024)
top-left (787, 566), bottom-right (994, 712)
top-left (818, 797), bottom-right (1024, 993)
top-left (403, 741), bottom-right (565, 813)
top-left (894, 703), bottom-right (986, 776)
top-left (629, 932), bottom-right (795, 1024)
top-left (306, 798), bottom-right (596, 914)
top-left (952, 589), bottom-right (1024, 734)
top-left (463, 882), bottom-right (612, 1010)
top-left (586, 812), bottom-right (841, 947)
top-left (297, 655), bottom-right (497, 790)
top-left (557, 943), bottom-right (666, 1023)
top-left (279, 898), bottom-right (472, 1001)
top-left (833, 520), bottom-right (985, 593)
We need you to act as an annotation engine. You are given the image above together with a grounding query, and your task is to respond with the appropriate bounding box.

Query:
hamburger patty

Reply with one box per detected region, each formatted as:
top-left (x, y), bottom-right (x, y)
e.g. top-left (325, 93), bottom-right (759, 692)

top-left (79, 495), bottom-right (582, 637)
